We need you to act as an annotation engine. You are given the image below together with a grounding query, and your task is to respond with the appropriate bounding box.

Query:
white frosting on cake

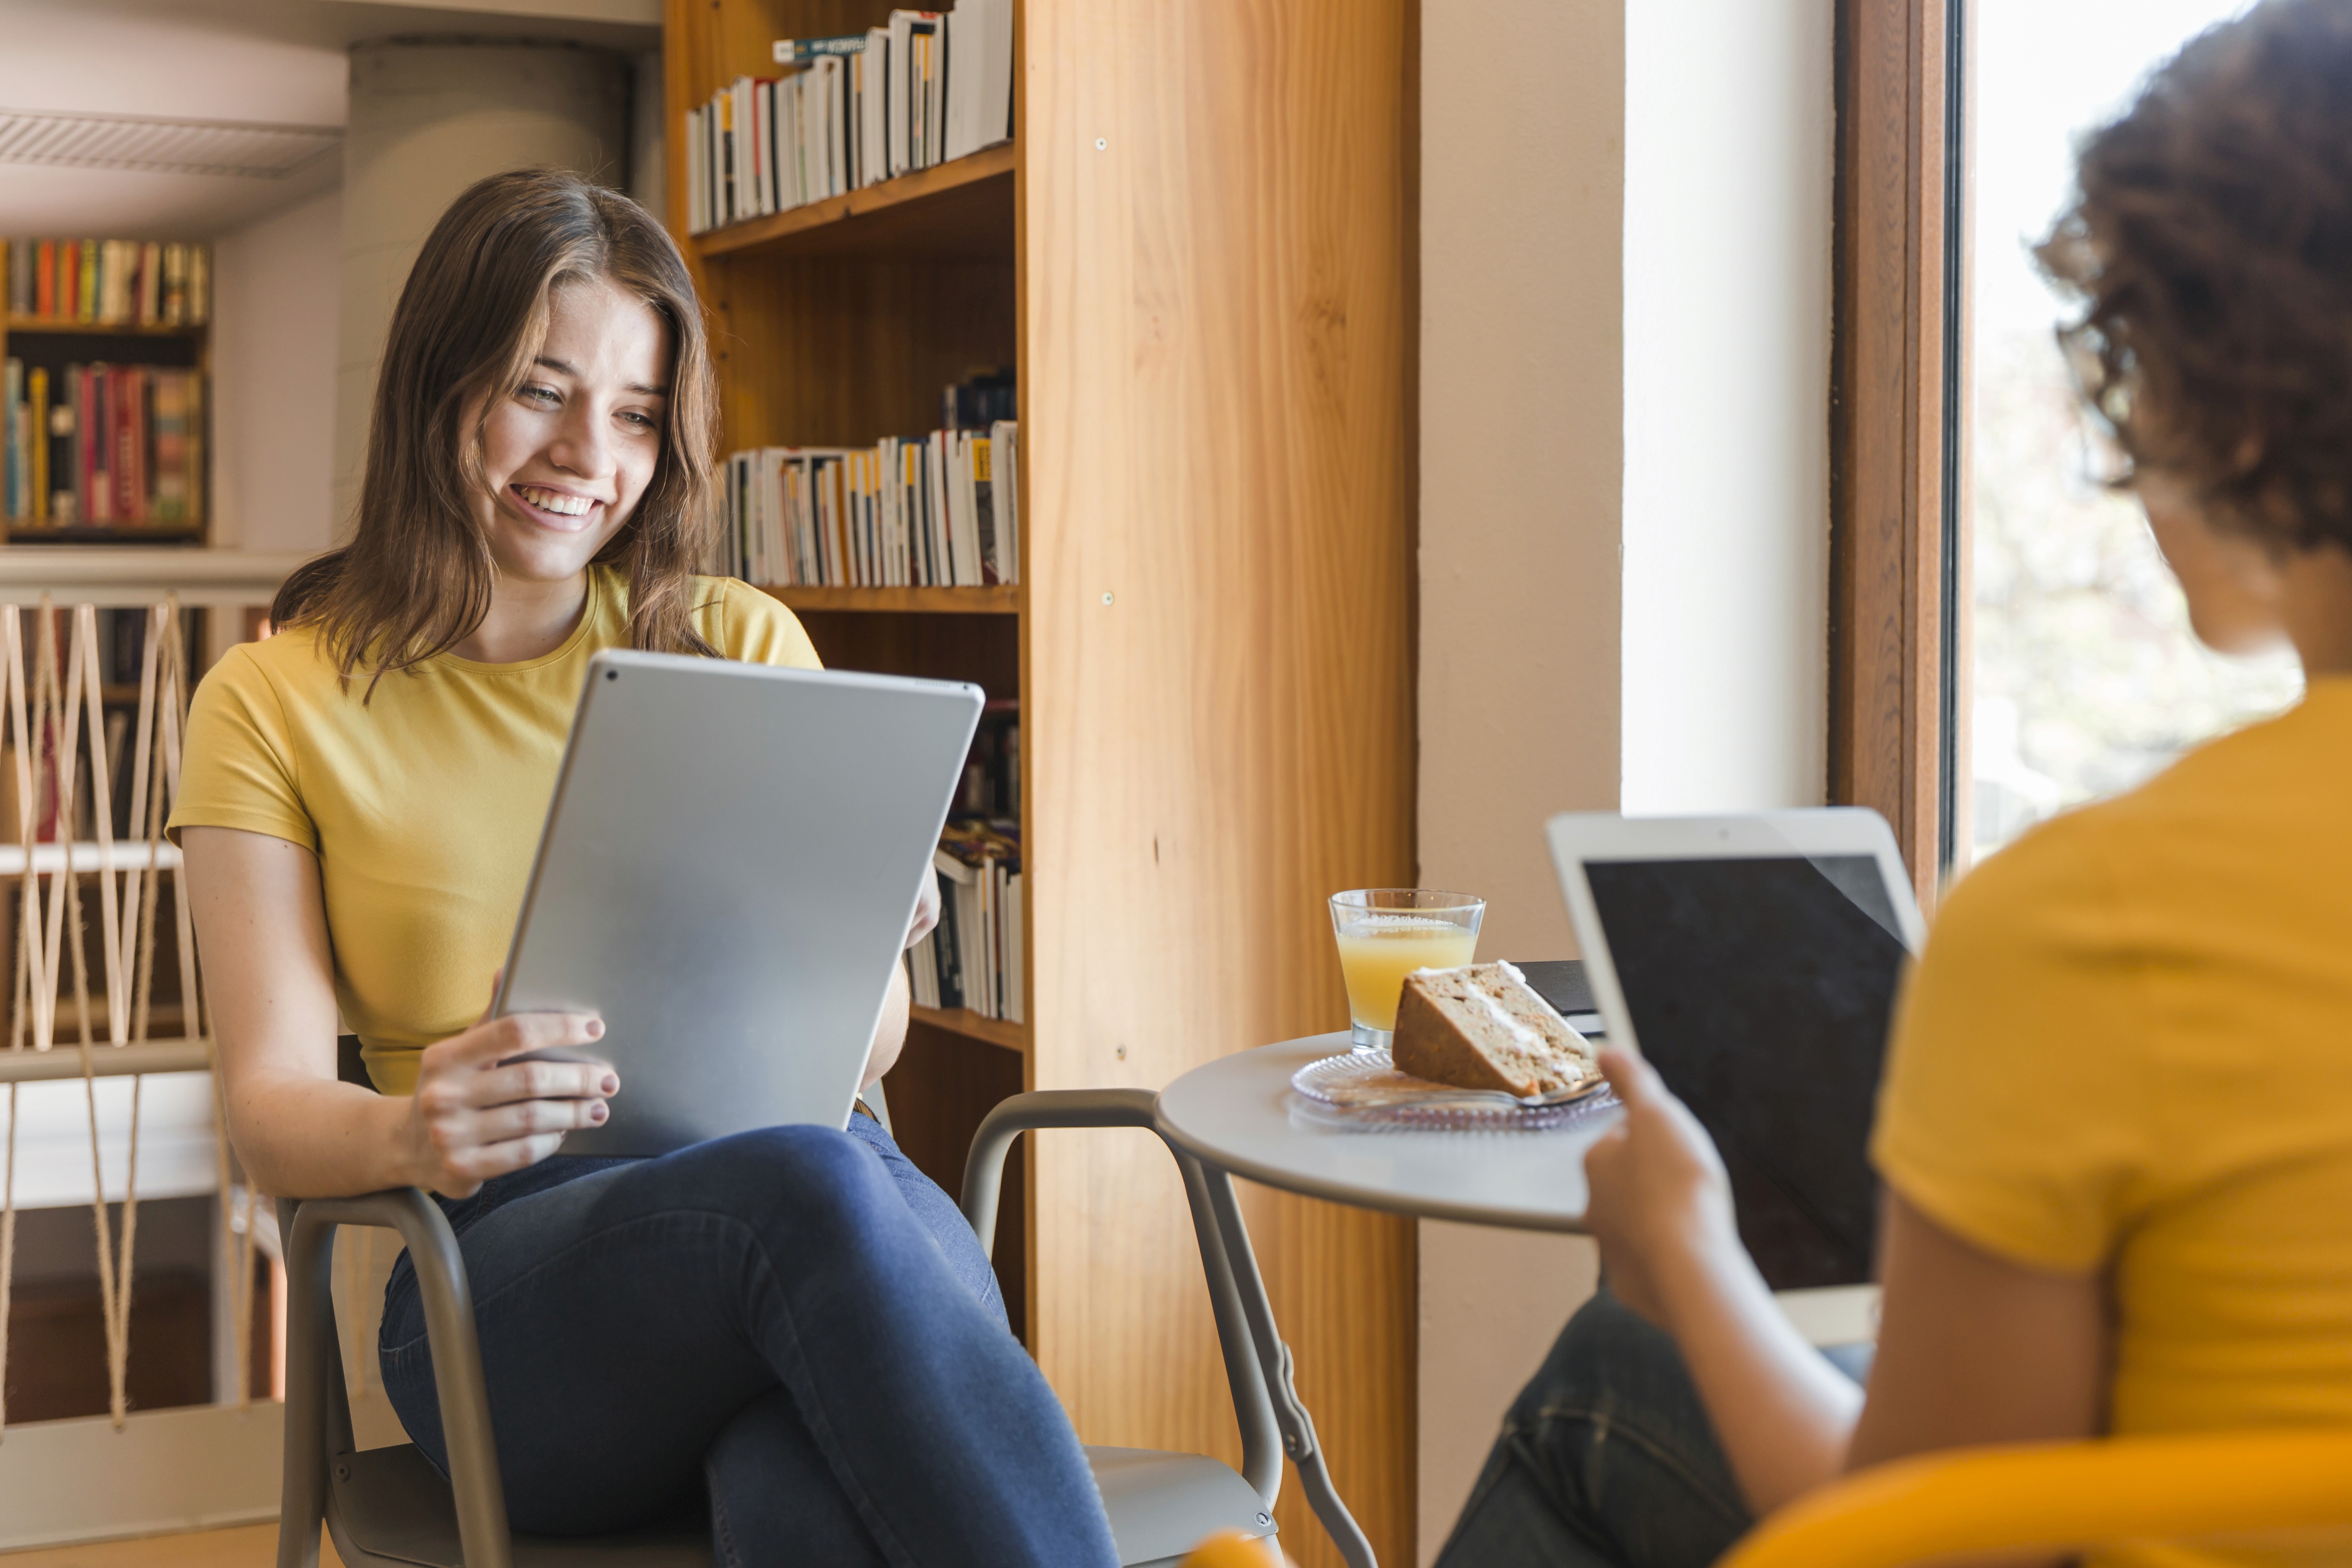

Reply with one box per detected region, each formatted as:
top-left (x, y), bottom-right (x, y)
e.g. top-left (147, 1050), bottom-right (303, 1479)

top-left (1467, 983), bottom-right (1547, 1053)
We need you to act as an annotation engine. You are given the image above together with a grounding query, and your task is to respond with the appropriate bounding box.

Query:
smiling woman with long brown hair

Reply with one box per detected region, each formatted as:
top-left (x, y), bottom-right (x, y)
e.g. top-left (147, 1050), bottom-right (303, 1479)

top-left (170, 169), bottom-right (1118, 1565)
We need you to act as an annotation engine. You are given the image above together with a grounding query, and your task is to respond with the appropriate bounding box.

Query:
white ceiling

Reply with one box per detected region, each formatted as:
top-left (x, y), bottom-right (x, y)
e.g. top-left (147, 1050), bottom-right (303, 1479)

top-left (0, 0), bottom-right (658, 239)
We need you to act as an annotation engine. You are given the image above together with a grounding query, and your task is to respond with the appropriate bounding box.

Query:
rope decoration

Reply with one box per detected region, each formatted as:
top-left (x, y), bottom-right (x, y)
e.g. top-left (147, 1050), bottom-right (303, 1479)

top-left (0, 599), bottom-right (251, 1436)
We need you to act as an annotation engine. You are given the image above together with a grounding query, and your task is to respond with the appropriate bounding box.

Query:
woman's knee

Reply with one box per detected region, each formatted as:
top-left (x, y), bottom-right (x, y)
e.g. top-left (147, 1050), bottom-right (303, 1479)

top-left (667, 1125), bottom-right (903, 1248)
top-left (1512, 1285), bottom-right (1684, 1430)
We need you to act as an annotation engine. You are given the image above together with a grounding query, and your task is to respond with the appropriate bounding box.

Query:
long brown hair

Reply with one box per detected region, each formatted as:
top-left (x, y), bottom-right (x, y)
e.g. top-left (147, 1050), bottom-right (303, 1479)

top-left (274, 167), bottom-right (719, 684)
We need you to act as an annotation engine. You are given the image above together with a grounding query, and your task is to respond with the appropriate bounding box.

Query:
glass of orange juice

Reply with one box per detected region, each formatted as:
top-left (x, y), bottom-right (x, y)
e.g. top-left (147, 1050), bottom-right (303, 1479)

top-left (1329, 889), bottom-right (1485, 1050)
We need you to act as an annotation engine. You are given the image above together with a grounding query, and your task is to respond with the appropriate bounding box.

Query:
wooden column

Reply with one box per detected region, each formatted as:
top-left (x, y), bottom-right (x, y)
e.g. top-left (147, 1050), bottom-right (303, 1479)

top-left (1022, 0), bottom-right (1418, 1562)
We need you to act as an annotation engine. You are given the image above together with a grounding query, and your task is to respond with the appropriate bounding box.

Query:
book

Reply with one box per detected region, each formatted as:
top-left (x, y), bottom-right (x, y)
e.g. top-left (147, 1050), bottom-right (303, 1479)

top-left (1, 363), bottom-right (201, 527)
top-left (913, 815), bottom-right (1022, 1021)
top-left (6, 237), bottom-right (211, 326)
top-left (774, 33), bottom-right (867, 63)
top-left (943, 0), bottom-right (1015, 162)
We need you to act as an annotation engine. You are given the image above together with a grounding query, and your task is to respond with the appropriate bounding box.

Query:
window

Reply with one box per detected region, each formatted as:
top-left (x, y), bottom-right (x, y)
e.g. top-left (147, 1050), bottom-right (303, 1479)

top-left (1965, 0), bottom-right (2300, 862)
top-left (1833, 0), bottom-right (2300, 898)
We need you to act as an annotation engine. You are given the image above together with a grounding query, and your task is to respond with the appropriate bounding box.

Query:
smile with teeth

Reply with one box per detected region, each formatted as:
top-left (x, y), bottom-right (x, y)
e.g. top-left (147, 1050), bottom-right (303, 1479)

top-left (513, 483), bottom-right (598, 519)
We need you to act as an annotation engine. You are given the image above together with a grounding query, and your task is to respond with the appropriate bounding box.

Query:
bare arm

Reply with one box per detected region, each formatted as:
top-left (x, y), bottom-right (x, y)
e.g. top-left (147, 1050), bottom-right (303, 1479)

top-left (1583, 1049), bottom-right (2106, 1518)
top-left (184, 825), bottom-right (614, 1199)
top-left (1847, 1190), bottom-right (2104, 1468)
top-left (862, 871), bottom-right (941, 1090)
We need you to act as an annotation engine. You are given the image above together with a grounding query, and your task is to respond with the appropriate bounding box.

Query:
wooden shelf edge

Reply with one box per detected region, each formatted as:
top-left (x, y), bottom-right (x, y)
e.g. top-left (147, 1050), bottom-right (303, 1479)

top-left (4, 317), bottom-right (208, 337)
top-left (758, 582), bottom-right (1021, 615)
top-left (909, 1003), bottom-right (1028, 1053)
top-left (692, 143), bottom-right (1016, 259)
top-left (6, 524), bottom-right (205, 544)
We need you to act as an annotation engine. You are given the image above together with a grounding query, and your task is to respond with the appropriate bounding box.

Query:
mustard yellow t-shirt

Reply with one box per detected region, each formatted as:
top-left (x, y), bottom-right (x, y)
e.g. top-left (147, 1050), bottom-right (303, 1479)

top-left (1873, 682), bottom-right (2352, 1565)
top-left (167, 567), bottom-right (820, 1095)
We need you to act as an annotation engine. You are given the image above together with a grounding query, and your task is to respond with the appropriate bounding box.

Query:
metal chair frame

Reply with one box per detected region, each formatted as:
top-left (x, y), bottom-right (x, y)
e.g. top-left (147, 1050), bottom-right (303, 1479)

top-left (276, 1089), bottom-right (1295, 1568)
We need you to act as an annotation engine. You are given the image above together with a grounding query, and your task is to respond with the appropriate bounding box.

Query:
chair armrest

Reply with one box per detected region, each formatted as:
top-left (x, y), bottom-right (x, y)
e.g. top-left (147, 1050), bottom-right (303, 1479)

top-left (279, 1190), bottom-right (512, 1568)
top-left (962, 1090), bottom-right (1284, 1512)
top-left (1720, 1429), bottom-right (2352, 1568)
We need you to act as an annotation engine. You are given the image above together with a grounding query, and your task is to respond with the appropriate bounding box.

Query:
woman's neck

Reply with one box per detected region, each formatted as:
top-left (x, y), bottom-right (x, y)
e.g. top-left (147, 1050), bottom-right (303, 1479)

top-left (454, 569), bottom-right (591, 664)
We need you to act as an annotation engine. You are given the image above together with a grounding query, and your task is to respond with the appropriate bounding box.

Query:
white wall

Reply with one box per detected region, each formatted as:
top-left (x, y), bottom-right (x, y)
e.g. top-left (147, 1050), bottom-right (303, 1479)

top-left (210, 185), bottom-right (344, 554)
top-left (1621, 3), bottom-right (1833, 814)
top-left (1416, 2), bottom-right (1833, 1558)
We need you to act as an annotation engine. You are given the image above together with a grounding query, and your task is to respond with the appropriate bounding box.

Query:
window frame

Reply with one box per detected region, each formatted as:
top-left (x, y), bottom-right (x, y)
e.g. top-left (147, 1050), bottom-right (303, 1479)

top-left (1830, 0), bottom-right (1969, 912)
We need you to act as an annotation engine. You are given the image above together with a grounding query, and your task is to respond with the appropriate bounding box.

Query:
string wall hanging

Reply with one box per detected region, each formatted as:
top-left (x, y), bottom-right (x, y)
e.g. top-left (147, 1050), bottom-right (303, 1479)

top-left (0, 598), bottom-right (255, 1435)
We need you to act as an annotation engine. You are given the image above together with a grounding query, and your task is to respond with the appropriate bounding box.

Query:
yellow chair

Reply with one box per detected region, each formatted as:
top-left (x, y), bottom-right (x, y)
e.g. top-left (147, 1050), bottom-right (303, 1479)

top-left (1718, 1429), bottom-right (2352, 1568)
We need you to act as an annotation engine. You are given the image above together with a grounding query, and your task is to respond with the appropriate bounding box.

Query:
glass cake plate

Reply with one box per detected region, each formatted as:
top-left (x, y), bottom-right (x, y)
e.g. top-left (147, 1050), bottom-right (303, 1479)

top-left (1288, 1048), bottom-right (1617, 1131)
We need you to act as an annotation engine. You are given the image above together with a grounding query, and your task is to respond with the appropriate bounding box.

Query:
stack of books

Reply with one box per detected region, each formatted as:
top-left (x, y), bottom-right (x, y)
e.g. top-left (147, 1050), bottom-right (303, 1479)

top-left (715, 418), bottom-right (1017, 588)
top-left (6, 240), bottom-right (211, 328)
top-left (2, 360), bottom-right (203, 526)
top-left (909, 817), bottom-right (1023, 1024)
top-left (685, 0), bottom-right (1014, 234)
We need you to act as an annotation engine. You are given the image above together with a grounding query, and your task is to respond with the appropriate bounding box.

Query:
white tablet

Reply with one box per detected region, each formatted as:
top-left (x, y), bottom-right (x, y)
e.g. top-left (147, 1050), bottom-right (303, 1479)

top-left (1545, 808), bottom-right (1924, 1289)
top-left (495, 650), bottom-right (983, 1156)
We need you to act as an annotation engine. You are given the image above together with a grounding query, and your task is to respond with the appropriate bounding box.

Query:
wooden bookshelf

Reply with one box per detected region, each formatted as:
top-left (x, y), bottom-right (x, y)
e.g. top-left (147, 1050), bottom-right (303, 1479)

top-left (909, 1002), bottom-right (1029, 1053)
top-left (0, 250), bottom-right (212, 547)
top-left (696, 142), bottom-right (1015, 262)
top-left (760, 582), bottom-right (1019, 615)
top-left (669, 5), bottom-right (1413, 1563)
top-left (6, 524), bottom-right (204, 545)
top-left (5, 318), bottom-right (206, 339)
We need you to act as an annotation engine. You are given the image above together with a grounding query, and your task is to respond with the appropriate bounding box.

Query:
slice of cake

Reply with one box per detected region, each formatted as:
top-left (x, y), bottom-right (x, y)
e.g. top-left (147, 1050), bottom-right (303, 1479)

top-left (1392, 961), bottom-right (1600, 1098)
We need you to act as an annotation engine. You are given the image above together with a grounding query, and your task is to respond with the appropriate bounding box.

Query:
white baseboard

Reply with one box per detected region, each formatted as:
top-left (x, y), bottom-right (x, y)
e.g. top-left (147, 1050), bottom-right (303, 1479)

top-left (0, 1400), bottom-right (282, 1550)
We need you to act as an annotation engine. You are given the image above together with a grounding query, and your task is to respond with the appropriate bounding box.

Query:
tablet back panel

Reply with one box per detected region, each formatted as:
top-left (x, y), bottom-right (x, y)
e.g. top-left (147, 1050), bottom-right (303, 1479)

top-left (498, 652), bottom-right (983, 1155)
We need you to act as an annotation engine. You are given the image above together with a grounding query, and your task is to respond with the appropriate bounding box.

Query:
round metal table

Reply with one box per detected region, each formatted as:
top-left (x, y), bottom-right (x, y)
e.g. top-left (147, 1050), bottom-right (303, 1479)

top-left (1150, 1033), bottom-right (1621, 1568)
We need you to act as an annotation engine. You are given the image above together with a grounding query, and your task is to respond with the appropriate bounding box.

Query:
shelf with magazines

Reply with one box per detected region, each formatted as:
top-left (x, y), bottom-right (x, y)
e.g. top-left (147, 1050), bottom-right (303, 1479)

top-left (668, 0), bottom-right (1414, 1548)
top-left (1, 238), bottom-right (214, 547)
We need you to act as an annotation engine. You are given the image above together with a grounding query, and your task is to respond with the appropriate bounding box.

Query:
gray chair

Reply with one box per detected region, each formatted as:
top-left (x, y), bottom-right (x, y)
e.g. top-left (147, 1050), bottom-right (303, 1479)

top-left (276, 1088), bottom-right (1282, 1568)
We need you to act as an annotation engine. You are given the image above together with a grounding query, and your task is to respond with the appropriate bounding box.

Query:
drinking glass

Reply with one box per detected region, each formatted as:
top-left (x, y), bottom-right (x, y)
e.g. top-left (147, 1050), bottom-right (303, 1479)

top-left (1328, 889), bottom-right (1485, 1050)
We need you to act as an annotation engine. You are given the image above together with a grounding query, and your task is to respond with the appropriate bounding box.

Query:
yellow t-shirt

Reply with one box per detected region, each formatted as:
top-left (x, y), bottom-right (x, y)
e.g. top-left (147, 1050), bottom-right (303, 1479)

top-left (1873, 682), bottom-right (2352, 1565)
top-left (167, 567), bottom-right (820, 1095)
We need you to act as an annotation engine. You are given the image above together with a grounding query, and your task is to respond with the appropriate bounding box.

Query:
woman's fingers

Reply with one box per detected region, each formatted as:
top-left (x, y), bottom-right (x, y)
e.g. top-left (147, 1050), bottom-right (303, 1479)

top-left (458, 1096), bottom-right (610, 1144)
top-left (1596, 1046), bottom-right (1659, 1108)
top-left (433, 1009), bottom-right (606, 1072)
top-left (469, 1056), bottom-right (618, 1108)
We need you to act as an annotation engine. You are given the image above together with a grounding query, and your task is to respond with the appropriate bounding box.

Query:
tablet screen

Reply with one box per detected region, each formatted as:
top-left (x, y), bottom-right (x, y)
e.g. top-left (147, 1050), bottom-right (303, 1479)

top-left (1583, 855), bottom-right (1909, 1289)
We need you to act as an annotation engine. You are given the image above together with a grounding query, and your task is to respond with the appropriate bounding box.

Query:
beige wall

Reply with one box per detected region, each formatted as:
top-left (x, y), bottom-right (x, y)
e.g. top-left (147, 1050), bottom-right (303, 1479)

top-left (1416, 1), bottom-right (1833, 1557)
top-left (211, 185), bottom-right (343, 555)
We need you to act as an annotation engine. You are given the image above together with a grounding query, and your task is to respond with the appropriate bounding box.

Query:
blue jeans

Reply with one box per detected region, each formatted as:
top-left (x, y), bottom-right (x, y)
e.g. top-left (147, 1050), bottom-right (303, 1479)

top-left (1434, 1289), bottom-right (1755, 1568)
top-left (377, 1115), bottom-right (1119, 1568)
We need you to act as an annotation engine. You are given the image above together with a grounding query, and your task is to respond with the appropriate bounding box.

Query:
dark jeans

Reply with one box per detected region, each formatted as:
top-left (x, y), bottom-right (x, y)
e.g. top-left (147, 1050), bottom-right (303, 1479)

top-left (378, 1115), bottom-right (1119, 1568)
top-left (1434, 1289), bottom-right (1756, 1568)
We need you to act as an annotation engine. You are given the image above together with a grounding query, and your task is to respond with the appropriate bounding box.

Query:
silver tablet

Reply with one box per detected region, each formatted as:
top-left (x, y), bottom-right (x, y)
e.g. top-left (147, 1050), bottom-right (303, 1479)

top-left (1545, 808), bottom-right (1924, 1289)
top-left (495, 650), bottom-right (983, 1155)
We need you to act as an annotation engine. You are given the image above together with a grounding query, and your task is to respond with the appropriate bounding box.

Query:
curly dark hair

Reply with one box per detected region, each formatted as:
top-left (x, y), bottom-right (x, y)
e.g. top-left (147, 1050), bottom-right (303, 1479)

top-left (2039, 0), bottom-right (2352, 553)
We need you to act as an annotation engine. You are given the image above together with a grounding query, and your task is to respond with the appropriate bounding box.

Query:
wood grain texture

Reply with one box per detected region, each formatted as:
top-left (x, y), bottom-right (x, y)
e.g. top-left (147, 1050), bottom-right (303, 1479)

top-left (906, 1002), bottom-right (1031, 1053)
top-left (1830, 0), bottom-right (1949, 912)
top-left (0, 1525), bottom-right (343, 1568)
top-left (705, 254), bottom-right (1016, 450)
top-left (1021, 0), bottom-right (1418, 1563)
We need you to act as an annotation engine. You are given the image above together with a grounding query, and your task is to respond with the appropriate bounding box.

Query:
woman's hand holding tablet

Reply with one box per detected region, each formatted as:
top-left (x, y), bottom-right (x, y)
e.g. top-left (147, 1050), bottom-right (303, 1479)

top-left (403, 978), bottom-right (617, 1198)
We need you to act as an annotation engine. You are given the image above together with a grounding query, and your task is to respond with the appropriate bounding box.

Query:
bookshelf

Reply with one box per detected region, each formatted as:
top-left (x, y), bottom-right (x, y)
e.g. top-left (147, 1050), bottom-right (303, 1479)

top-left (0, 244), bottom-right (212, 548)
top-left (668, 4), bottom-right (1414, 1562)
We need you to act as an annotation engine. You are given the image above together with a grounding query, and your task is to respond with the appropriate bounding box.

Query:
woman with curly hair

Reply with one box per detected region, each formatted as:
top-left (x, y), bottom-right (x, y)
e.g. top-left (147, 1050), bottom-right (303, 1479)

top-left (173, 169), bottom-right (1119, 1564)
top-left (1438, 4), bottom-right (2352, 1565)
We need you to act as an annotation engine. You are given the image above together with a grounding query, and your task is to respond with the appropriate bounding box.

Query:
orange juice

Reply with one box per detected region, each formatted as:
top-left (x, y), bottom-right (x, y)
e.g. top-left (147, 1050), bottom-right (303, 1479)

top-left (1334, 915), bottom-right (1479, 1031)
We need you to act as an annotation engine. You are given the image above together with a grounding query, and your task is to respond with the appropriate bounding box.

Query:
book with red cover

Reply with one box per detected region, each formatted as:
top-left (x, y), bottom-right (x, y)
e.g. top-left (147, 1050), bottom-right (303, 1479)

top-left (112, 366), bottom-right (143, 521)
top-left (33, 241), bottom-right (54, 318)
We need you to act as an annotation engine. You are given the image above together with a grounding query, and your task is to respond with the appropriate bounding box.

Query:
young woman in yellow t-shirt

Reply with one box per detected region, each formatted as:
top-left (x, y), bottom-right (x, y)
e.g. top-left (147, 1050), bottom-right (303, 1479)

top-left (1440, 5), bottom-right (2352, 1566)
top-left (173, 170), bottom-right (1118, 1564)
